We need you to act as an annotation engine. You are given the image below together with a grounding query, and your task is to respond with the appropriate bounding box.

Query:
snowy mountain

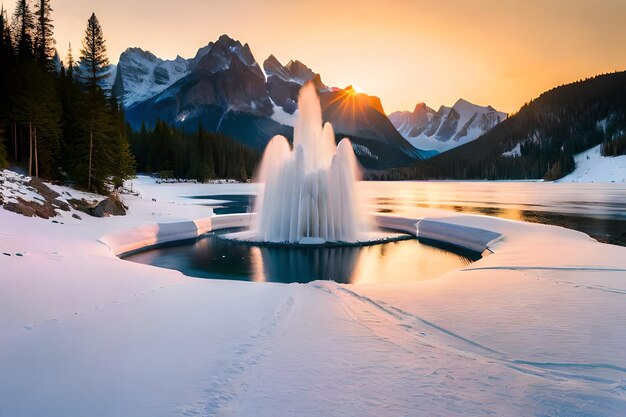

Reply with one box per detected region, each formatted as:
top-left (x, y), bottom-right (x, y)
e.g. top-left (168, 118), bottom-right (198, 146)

top-left (121, 36), bottom-right (428, 169)
top-left (124, 35), bottom-right (272, 118)
top-left (389, 99), bottom-right (507, 154)
top-left (112, 48), bottom-right (191, 108)
top-left (124, 35), bottom-right (285, 149)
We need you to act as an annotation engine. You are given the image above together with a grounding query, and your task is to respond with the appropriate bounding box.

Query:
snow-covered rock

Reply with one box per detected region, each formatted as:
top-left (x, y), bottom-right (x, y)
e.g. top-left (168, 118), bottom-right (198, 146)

top-left (389, 99), bottom-right (507, 154)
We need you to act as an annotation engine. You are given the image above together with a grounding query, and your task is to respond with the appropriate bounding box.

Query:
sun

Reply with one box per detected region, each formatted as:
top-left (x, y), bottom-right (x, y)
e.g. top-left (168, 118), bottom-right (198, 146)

top-left (345, 84), bottom-right (364, 97)
top-left (352, 84), bottom-right (364, 94)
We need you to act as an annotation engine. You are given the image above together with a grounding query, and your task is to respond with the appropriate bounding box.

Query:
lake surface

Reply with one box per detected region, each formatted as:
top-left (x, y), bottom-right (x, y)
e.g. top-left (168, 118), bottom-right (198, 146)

top-left (191, 182), bottom-right (626, 246)
top-left (124, 230), bottom-right (478, 284)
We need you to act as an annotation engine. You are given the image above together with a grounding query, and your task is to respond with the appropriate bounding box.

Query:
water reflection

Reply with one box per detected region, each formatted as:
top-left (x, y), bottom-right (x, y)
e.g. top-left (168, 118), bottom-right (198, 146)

top-left (186, 182), bottom-right (626, 246)
top-left (123, 231), bottom-right (476, 284)
top-left (362, 182), bottom-right (626, 246)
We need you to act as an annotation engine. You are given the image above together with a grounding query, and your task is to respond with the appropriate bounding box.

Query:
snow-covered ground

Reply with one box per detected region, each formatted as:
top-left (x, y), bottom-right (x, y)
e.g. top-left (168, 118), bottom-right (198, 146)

top-left (1, 174), bottom-right (625, 416)
top-left (560, 144), bottom-right (626, 182)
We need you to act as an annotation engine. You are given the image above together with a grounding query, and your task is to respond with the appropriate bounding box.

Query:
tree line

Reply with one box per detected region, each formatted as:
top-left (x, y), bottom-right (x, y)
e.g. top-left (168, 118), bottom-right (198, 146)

top-left (130, 121), bottom-right (259, 182)
top-left (0, 1), bottom-right (133, 193)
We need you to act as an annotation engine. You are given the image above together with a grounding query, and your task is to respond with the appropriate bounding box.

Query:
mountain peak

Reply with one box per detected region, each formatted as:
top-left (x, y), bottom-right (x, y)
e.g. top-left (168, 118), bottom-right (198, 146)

top-left (413, 102), bottom-right (434, 114)
top-left (194, 35), bottom-right (260, 75)
top-left (217, 34), bottom-right (237, 44)
top-left (121, 47), bottom-right (156, 60)
top-left (452, 98), bottom-right (482, 113)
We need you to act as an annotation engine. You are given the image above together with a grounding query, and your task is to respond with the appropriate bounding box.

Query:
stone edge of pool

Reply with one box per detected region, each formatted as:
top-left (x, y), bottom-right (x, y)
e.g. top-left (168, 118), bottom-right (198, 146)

top-left (99, 213), bottom-right (503, 258)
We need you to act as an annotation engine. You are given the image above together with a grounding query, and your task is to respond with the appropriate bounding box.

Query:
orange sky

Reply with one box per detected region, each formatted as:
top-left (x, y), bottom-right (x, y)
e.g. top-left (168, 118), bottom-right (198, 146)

top-left (7, 0), bottom-right (626, 114)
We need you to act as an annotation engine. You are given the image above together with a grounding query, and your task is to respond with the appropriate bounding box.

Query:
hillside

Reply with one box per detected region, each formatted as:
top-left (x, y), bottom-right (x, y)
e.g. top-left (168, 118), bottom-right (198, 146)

top-left (375, 71), bottom-right (626, 180)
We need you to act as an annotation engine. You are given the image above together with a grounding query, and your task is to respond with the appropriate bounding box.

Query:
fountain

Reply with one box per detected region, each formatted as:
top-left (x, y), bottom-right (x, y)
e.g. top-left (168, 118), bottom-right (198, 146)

top-left (252, 82), bottom-right (369, 244)
top-left (225, 82), bottom-right (374, 244)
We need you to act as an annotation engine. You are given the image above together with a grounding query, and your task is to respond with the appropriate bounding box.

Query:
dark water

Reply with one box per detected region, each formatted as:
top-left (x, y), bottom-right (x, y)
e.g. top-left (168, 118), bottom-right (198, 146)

top-left (123, 230), bottom-right (477, 284)
top-left (187, 194), bottom-right (254, 215)
top-left (188, 182), bottom-right (626, 246)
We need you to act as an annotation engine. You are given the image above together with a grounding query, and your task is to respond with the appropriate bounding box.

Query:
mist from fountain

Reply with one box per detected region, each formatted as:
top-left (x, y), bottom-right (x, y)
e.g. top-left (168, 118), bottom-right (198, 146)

top-left (252, 82), bottom-right (370, 244)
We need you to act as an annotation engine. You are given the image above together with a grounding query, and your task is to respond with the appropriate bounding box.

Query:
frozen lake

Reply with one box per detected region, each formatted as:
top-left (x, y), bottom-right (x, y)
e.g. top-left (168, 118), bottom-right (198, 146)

top-left (190, 181), bottom-right (626, 246)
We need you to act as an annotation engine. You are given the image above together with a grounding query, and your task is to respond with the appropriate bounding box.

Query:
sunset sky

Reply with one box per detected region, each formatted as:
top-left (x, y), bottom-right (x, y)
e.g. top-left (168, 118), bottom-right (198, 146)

top-left (7, 0), bottom-right (626, 114)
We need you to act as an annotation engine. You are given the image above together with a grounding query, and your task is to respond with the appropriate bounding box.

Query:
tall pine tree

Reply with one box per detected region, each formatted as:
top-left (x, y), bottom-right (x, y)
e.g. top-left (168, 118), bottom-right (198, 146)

top-left (74, 13), bottom-right (133, 191)
top-left (33, 0), bottom-right (54, 70)
top-left (65, 42), bottom-right (74, 81)
top-left (78, 13), bottom-right (109, 90)
top-left (11, 0), bottom-right (34, 58)
top-left (0, 125), bottom-right (8, 169)
top-left (0, 5), bottom-right (14, 58)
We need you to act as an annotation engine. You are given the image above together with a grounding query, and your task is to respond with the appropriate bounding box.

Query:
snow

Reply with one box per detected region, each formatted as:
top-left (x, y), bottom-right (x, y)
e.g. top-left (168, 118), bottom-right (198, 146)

top-left (1, 174), bottom-right (626, 416)
top-left (502, 142), bottom-right (522, 157)
top-left (559, 144), bottom-right (626, 183)
top-left (270, 101), bottom-right (298, 126)
top-left (0, 170), bottom-right (48, 204)
top-left (407, 128), bottom-right (480, 153)
top-left (417, 218), bottom-right (502, 252)
top-left (117, 49), bottom-right (190, 108)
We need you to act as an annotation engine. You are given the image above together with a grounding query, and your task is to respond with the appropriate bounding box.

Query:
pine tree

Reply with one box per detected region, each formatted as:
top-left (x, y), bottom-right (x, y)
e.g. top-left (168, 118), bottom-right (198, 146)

top-left (110, 98), bottom-right (135, 188)
top-left (0, 5), bottom-right (13, 57)
top-left (66, 42), bottom-right (74, 81)
top-left (12, 0), bottom-right (34, 58)
top-left (0, 125), bottom-right (8, 169)
top-left (78, 13), bottom-right (112, 190)
top-left (33, 0), bottom-right (54, 70)
top-left (78, 13), bottom-right (109, 90)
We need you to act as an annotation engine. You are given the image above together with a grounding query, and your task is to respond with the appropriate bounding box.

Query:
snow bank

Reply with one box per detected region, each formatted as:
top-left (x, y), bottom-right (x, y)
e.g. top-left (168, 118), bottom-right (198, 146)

top-left (559, 144), bottom-right (626, 182)
top-left (99, 214), bottom-right (255, 256)
top-left (417, 218), bottom-right (503, 253)
top-left (374, 215), bottom-right (419, 235)
top-left (374, 215), bottom-right (502, 253)
top-left (99, 217), bottom-right (211, 256)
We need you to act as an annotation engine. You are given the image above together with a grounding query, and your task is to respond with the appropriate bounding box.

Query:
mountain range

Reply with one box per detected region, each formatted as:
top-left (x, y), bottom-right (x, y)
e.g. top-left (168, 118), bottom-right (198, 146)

top-left (389, 100), bottom-right (507, 153)
top-left (108, 35), bottom-right (500, 169)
